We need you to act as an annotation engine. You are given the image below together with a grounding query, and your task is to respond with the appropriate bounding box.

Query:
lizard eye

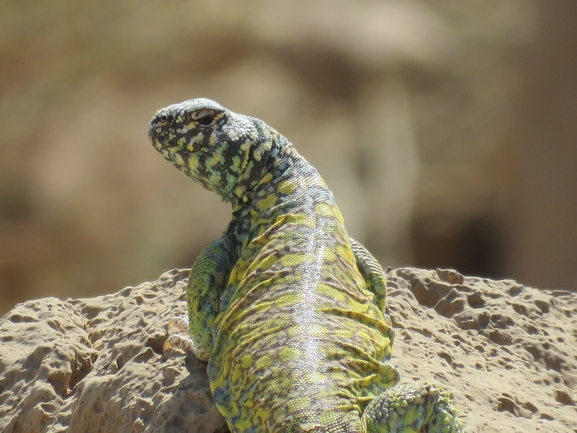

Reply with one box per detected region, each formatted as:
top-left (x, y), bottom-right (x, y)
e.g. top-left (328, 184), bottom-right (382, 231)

top-left (198, 114), bottom-right (215, 126)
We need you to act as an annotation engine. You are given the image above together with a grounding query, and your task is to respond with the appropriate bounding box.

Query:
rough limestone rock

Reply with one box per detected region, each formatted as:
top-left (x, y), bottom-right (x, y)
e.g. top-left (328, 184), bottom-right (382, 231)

top-left (0, 268), bottom-right (575, 432)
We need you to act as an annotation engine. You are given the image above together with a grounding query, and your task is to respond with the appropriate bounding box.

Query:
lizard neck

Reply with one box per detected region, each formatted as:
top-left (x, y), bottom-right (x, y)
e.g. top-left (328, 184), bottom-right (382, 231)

top-left (226, 122), bottom-right (298, 209)
top-left (227, 143), bottom-right (331, 248)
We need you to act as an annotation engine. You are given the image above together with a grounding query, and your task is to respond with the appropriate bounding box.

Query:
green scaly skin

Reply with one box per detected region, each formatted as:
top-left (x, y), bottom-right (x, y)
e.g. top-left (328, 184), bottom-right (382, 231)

top-left (149, 98), bottom-right (463, 433)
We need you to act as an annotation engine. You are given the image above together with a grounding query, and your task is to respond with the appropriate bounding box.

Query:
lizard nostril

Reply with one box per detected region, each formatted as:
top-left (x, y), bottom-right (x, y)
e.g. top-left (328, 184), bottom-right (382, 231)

top-left (159, 113), bottom-right (173, 123)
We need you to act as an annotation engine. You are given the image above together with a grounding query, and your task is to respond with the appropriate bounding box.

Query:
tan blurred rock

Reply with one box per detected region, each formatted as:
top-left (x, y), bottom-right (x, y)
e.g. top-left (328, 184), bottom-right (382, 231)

top-left (0, 1), bottom-right (548, 318)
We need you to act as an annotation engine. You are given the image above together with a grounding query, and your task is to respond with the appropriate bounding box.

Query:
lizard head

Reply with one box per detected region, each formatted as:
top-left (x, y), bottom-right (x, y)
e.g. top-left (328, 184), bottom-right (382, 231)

top-left (149, 98), bottom-right (278, 204)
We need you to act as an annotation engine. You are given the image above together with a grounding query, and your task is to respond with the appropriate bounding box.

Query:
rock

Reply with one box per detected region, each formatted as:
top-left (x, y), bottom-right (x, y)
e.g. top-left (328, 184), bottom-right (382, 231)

top-left (0, 269), bottom-right (225, 433)
top-left (387, 268), bottom-right (576, 432)
top-left (1, 268), bottom-right (576, 432)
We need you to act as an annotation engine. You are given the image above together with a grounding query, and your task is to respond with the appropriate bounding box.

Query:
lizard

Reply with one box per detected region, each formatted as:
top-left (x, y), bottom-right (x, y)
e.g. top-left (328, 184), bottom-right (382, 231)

top-left (148, 98), bottom-right (463, 433)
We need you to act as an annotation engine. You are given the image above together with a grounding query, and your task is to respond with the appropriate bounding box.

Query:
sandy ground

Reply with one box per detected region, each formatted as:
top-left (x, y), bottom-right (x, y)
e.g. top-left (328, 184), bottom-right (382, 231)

top-left (0, 267), bottom-right (575, 432)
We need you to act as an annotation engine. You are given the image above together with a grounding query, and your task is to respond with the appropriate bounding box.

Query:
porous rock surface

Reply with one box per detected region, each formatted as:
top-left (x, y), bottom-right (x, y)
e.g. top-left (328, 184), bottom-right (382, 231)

top-left (0, 268), bottom-right (575, 432)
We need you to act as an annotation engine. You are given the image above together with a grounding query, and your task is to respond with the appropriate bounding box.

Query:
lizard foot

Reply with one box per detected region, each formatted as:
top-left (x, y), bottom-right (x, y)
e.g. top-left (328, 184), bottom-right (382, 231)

top-left (362, 382), bottom-right (463, 432)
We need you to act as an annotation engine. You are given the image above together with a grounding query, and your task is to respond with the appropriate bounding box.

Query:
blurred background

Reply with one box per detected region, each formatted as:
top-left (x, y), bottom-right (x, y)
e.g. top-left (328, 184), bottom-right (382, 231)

top-left (1, 0), bottom-right (576, 316)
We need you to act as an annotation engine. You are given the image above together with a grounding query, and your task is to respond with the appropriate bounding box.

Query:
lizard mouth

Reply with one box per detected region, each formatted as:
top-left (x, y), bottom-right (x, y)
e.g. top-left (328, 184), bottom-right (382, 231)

top-left (148, 131), bottom-right (168, 152)
top-left (148, 122), bottom-right (165, 149)
top-left (147, 125), bottom-right (156, 141)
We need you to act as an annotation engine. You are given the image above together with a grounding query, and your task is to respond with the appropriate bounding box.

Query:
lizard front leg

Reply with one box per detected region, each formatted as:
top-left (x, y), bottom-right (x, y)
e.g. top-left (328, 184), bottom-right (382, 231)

top-left (351, 240), bottom-right (463, 431)
top-left (164, 234), bottom-right (237, 361)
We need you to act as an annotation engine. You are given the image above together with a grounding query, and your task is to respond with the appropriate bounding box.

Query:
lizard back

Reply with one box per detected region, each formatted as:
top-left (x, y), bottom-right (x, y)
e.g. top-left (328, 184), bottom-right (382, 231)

top-left (210, 152), bottom-right (397, 432)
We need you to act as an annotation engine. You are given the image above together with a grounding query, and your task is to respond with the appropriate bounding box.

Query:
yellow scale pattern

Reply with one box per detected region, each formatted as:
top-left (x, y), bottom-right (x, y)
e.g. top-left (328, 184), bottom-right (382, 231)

top-left (149, 98), bottom-right (463, 432)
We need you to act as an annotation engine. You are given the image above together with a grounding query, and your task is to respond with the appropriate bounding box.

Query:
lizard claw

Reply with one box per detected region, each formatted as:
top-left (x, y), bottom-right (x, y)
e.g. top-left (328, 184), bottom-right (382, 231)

top-left (163, 316), bottom-right (193, 354)
top-left (163, 333), bottom-right (195, 354)
top-left (167, 315), bottom-right (190, 334)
